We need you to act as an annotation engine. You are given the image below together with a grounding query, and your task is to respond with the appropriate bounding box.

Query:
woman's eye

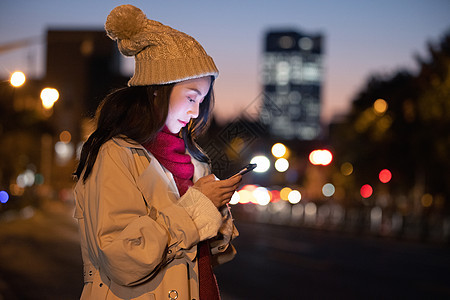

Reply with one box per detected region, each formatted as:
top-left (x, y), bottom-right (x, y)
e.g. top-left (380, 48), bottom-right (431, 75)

top-left (188, 97), bottom-right (196, 103)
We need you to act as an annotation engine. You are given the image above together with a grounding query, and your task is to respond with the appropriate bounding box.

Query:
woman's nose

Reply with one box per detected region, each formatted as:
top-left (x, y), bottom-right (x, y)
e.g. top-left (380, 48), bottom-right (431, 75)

top-left (189, 103), bottom-right (199, 118)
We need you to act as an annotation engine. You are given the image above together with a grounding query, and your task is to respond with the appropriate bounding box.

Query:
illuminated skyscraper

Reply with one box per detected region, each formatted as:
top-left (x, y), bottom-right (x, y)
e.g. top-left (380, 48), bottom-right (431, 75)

top-left (261, 30), bottom-right (323, 140)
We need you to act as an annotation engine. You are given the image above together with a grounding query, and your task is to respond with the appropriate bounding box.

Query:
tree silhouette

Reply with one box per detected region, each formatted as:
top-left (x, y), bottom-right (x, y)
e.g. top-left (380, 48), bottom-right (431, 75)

top-left (331, 30), bottom-right (450, 218)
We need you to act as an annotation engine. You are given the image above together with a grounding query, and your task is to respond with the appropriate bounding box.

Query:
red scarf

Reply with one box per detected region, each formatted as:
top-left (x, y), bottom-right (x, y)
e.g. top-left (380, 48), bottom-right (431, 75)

top-left (143, 127), bottom-right (194, 196)
top-left (143, 127), bottom-right (221, 300)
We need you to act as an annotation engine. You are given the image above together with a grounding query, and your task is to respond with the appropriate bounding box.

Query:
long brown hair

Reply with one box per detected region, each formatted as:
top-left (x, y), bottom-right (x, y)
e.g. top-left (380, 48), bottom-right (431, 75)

top-left (74, 78), bottom-right (214, 182)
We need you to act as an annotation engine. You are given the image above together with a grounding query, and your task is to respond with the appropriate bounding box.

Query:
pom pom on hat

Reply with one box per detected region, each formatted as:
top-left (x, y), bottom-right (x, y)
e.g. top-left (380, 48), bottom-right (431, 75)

top-left (105, 4), bottom-right (147, 40)
top-left (105, 4), bottom-right (219, 86)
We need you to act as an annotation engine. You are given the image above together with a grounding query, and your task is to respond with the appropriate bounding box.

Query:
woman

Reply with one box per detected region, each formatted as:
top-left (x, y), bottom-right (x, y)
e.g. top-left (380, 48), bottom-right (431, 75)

top-left (73, 5), bottom-right (241, 300)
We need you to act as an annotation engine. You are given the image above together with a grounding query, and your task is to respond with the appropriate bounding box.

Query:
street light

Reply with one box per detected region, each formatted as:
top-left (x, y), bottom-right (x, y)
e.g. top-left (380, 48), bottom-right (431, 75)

top-left (40, 87), bottom-right (59, 109)
top-left (10, 71), bottom-right (26, 87)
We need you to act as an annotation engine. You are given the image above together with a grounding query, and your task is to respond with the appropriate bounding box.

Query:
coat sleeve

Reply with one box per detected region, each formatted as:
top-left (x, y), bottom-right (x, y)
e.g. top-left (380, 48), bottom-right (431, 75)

top-left (187, 167), bottom-right (239, 265)
top-left (177, 187), bottom-right (222, 241)
top-left (210, 204), bottom-right (239, 266)
top-left (82, 143), bottom-right (200, 287)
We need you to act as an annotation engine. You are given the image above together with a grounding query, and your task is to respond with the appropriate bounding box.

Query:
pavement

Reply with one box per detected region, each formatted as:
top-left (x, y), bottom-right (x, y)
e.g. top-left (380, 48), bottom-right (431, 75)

top-left (1, 201), bottom-right (449, 300)
top-left (0, 202), bottom-right (83, 300)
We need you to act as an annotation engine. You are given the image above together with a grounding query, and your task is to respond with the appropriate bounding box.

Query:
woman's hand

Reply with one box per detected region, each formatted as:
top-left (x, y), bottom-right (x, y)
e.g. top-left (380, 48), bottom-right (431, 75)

top-left (193, 174), bottom-right (242, 208)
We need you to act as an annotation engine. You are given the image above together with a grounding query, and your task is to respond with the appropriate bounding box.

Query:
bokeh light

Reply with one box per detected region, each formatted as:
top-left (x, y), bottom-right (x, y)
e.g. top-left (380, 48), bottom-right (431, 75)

top-left (0, 191), bottom-right (9, 204)
top-left (421, 193), bottom-right (433, 207)
top-left (360, 184), bottom-right (373, 198)
top-left (253, 187), bottom-right (271, 206)
top-left (10, 184), bottom-right (24, 196)
top-left (379, 169), bottom-right (392, 183)
top-left (41, 87), bottom-right (60, 109)
top-left (229, 191), bottom-right (240, 205)
top-left (34, 173), bottom-right (45, 185)
top-left (288, 190), bottom-right (301, 204)
top-left (373, 98), bottom-right (388, 115)
top-left (270, 190), bottom-right (280, 203)
top-left (280, 187), bottom-right (292, 201)
top-left (16, 170), bottom-right (35, 188)
top-left (10, 71), bottom-right (26, 87)
top-left (271, 143), bottom-right (287, 158)
top-left (237, 189), bottom-right (252, 204)
top-left (322, 183), bottom-right (335, 197)
top-left (55, 141), bottom-right (74, 163)
top-left (340, 162), bottom-right (353, 176)
top-left (309, 149), bottom-right (333, 166)
top-left (274, 158), bottom-right (289, 172)
top-left (59, 130), bottom-right (72, 143)
top-left (305, 202), bottom-right (317, 216)
top-left (250, 155), bottom-right (270, 173)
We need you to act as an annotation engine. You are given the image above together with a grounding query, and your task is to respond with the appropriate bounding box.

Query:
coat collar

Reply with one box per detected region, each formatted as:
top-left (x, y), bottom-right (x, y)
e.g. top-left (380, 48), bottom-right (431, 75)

top-left (111, 136), bottom-right (179, 197)
top-left (111, 136), bottom-right (210, 184)
top-left (111, 136), bottom-right (144, 149)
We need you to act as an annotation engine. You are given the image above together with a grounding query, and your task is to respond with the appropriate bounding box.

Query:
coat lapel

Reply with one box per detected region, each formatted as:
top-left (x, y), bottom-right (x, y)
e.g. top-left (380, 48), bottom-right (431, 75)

top-left (112, 136), bottom-right (210, 206)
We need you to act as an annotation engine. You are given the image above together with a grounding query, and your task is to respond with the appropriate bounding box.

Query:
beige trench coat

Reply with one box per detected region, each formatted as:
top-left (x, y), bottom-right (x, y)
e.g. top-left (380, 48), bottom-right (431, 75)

top-left (74, 137), bottom-right (238, 300)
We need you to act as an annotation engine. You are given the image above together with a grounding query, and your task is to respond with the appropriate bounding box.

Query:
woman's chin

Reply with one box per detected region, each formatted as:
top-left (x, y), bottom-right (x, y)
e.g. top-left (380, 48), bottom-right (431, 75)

top-left (166, 125), bottom-right (181, 134)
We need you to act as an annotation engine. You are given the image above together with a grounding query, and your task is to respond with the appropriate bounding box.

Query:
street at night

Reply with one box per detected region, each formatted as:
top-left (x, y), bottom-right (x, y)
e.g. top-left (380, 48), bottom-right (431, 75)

top-left (0, 203), bottom-right (449, 300)
top-left (1, 2), bottom-right (449, 300)
top-left (217, 220), bottom-right (450, 299)
top-left (0, 203), bottom-right (83, 300)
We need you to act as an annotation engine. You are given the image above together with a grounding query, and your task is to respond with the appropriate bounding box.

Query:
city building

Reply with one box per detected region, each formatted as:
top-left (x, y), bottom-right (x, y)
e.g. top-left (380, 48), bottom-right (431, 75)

top-left (46, 29), bottom-right (126, 144)
top-left (261, 29), bottom-right (324, 141)
top-left (45, 29), bottom-right (127, 191)
top-left (0, 29), bottom-right (128, 201)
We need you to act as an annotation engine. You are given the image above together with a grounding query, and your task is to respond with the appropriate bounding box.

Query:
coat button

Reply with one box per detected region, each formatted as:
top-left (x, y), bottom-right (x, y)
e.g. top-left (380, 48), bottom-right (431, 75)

top-left (168, 289), bottom-right (178, 299)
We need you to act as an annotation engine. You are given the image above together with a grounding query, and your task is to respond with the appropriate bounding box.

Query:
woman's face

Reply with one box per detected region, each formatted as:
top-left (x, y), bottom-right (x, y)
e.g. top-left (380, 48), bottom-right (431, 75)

top-left (165, 76), bottom-right (211, 134)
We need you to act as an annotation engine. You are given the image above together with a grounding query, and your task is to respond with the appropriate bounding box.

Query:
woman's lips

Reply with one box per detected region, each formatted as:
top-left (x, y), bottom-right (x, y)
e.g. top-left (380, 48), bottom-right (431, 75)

top-left (178, 120), bottom-right (188, 126)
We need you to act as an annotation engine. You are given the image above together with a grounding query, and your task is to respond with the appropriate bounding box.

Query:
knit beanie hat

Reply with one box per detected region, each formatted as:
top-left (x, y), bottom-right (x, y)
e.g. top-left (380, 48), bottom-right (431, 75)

top-left (105, 4), bottom-right (219, 86)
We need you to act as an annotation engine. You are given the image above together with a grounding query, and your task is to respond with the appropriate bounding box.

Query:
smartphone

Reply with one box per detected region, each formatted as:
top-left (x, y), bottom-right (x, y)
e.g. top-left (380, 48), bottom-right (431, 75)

top-left (231, 163), bottom-right (257, 177)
